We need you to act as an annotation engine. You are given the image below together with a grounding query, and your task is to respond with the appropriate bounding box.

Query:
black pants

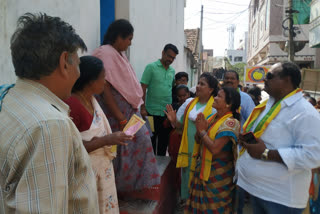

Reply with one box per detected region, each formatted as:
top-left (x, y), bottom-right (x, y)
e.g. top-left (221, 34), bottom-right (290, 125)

top-left (150, 115), bottom-right (171, 156)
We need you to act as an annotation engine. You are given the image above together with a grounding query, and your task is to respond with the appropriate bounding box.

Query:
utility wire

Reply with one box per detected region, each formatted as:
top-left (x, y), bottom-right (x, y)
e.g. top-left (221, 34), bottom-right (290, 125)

top-left (185, 11), bottom-right (201, 21)
top-left (206, 0), bottom-right (249, 7)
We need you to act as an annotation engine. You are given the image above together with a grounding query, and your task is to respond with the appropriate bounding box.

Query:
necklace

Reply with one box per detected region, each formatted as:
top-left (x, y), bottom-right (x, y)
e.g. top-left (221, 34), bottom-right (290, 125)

top-left (78, 92), bottom-right (94, 115)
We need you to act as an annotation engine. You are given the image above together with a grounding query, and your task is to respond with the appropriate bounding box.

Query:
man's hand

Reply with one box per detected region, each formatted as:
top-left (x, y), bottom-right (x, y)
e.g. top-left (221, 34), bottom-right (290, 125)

top-left (102, 132), bottom-right (133, 146)
top-left (241, 137), bottom-right (266, 159)
top-left (140, 106), bottom-right (148, 119)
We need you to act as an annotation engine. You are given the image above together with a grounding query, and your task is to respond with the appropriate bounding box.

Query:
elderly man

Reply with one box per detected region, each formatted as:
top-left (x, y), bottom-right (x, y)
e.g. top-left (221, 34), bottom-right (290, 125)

top-left (238, 62), bottom-right (320, 214)
top-left (0, 13), bottom-right (98, 213)
top-left (140, 44), bottom-right (179, 156)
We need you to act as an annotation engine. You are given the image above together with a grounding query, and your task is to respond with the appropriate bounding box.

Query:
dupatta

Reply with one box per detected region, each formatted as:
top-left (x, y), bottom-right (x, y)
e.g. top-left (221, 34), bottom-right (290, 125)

top-left (189, 112), bottom-right (234, 184)
top-left (176, 96), bottom-right (214, 168)
top-left (92, 45), bottom-right (143, 109)
top-left (81, 96), bottom-right (117, 157)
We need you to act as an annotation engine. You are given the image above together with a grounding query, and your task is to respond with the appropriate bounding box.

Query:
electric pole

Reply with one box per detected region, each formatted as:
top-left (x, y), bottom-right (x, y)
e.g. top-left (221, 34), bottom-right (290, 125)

top-left (287, 0), bottom-right (295, 62)
top-left (198, 5), bottom-right (203, 79)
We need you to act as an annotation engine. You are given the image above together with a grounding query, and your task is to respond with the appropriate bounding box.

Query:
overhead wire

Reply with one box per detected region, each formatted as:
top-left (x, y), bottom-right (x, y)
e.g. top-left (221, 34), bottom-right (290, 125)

top-left (185, 11), bottom-right (201, 22)
top-left (206, 0), bottom-right (248, 7)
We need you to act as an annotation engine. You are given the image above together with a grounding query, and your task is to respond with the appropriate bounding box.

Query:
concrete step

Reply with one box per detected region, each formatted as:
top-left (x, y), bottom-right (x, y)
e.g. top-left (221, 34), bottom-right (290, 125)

top-left (119, 156), bottom-right (177, 214)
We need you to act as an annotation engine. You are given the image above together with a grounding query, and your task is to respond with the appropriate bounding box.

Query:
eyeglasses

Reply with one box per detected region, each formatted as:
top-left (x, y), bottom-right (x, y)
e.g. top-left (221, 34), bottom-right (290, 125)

top-left (265, 72), bottom-right (276, 80)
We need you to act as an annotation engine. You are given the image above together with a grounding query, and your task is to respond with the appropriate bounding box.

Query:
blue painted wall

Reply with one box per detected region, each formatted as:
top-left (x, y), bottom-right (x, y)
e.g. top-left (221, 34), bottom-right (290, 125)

top-left (100, 0), bottom-right (115, 44)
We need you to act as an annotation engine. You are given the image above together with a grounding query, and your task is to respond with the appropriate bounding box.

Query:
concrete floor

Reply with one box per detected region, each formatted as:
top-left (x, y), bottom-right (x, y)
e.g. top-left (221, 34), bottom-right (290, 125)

top-left (174, 201), bottom-right (253, 214)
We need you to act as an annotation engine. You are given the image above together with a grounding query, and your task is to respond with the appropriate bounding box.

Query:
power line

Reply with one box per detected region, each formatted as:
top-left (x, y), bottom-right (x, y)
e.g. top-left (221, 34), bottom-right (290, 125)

top-left (185, 11), bottom-right (201, 21)
top-left (204, 9), bottom-right (248, 15)
top-left (203, 8), bottom-right (248, 29)
top-left (206, 0), bottom-right (249, 7)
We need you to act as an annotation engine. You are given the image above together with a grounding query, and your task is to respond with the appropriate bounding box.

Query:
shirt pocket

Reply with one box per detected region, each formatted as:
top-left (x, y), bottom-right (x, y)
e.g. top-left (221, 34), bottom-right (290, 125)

top-left (262, 118), bottom-right (292, 148)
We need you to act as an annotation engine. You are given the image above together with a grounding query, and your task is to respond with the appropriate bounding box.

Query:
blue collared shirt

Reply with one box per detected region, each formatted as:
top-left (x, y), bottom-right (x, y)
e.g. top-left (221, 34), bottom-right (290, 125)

top-left (240, 91), bottom-right (255, 127)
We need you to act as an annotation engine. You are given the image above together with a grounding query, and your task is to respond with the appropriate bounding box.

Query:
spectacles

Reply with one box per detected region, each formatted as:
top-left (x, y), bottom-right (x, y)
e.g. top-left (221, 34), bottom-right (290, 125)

top-left (265, 72), bottom-right (276, 80)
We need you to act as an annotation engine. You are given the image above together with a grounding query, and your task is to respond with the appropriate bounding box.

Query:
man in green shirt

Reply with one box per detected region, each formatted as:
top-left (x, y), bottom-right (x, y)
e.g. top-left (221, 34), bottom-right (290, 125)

top-left (141, 44), bottom-right (179, 156)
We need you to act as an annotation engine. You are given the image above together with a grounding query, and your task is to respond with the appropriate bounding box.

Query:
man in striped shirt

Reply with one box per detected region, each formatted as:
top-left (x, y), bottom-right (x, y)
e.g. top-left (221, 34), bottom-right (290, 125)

top-left (0, 13), bottom-right (98, 213)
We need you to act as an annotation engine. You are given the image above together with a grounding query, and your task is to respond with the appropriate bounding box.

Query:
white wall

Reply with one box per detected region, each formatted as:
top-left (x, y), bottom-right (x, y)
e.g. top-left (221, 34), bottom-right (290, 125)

top-left (0, 0), bottom-right (100, 85)
top-left (123, 0), bottom-right (185, 81)
top-left (226, 49), bottom-right (246, 65)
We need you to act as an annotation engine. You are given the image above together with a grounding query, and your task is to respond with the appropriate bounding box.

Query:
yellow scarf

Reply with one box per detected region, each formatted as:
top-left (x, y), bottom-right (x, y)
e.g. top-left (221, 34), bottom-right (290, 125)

top-left (189, 112), bottom-right (233, 184)
top-left (240, 88), bottom-right (302, 156)
top-left (176, 96), bottom-right (214, 168)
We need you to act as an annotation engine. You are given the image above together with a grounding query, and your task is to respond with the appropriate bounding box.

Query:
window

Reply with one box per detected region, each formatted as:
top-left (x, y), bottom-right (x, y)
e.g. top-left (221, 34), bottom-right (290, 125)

top-left (234, 57), bottom-right (243, 62)
top-left (229, 56), bottom-right (233, 61)
top-left (265, 0), bottom-right (270, 30)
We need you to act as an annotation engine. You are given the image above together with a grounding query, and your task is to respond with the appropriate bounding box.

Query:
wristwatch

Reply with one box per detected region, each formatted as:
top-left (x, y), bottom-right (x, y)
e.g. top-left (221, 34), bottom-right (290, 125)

top-left (261, 149), bottom-right (269, 160)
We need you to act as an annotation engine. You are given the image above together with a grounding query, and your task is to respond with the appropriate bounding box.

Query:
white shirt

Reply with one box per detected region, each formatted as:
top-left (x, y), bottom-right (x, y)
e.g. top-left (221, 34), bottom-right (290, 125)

top-left (237, 91), bottom-right (320, 208)
top-left (177, 97), bottom-right (216, 122)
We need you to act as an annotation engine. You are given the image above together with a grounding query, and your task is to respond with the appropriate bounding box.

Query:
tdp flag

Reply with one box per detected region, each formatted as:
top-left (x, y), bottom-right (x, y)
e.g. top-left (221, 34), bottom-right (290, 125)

top-left (244, 66), bottom-right (270, 83)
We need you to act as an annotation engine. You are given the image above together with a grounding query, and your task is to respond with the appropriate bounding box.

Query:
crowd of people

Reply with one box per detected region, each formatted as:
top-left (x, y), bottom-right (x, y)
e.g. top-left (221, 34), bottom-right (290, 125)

top-left (1, 13), bottom-right (320, 214)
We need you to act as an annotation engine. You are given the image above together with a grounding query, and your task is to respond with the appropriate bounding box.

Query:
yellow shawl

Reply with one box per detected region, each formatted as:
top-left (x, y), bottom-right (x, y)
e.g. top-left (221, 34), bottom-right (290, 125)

top-left (189, 112), bottom-right (233, 184)
top-left (240, 88), bottom-right (302, 156)
top-left (176, 96), bottom-right (214, 168)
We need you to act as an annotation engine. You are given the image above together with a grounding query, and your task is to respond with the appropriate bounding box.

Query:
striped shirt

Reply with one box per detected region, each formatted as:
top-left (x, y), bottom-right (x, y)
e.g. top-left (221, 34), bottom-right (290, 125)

top-left (0, 79), bottom-right (99, 213)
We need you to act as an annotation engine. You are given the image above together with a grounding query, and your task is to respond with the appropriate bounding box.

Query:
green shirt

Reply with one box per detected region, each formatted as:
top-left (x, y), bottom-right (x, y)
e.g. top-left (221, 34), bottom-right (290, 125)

top-left (141, 59), bottom-right (175, 116)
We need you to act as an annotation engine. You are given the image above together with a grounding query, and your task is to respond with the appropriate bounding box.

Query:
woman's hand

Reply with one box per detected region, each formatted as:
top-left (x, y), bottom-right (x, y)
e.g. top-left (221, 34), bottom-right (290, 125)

top-left (195, 113), bottom-right (208, 133)
top-left (164, 104), bottom-right (177, 124)
top-left (119, 122), bottom-right (126, 131)
top-left (194, 132), bottom-right (201, 143)
top-left (102, 131), bottom-right (133, 146)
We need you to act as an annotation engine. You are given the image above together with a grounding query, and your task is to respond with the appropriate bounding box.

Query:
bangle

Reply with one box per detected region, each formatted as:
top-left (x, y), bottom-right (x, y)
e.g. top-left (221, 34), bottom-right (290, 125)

top-left (199, 130), bottom-right (207, 139)
top-left (119, 119), bottom-right (128, 125)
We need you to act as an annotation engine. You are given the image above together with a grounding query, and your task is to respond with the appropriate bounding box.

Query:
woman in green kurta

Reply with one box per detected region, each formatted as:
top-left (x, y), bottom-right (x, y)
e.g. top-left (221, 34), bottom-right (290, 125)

top-left (165, 72), bottom-right (219, 200)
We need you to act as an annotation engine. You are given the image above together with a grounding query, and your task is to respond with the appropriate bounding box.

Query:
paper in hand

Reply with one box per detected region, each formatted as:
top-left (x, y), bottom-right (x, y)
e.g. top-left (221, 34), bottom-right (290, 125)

top-left (123, 114), bottom-right (145, 136)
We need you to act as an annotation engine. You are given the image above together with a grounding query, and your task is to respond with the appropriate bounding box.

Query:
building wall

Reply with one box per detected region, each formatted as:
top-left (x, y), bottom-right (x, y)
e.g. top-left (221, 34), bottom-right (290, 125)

top-left (247, 0), bottom-right (316, 66)
top-left (100, 0), bottom-right (115, 43)
top-left (310, 0), bottom-right (320, 68)
top-left (115, 0), bottom-right (185, 81)
top-left (183, 48), bottom-right (196, 87)
top-left (226, 49), bottom-right (246, 65)
top-left (0, 0), bottom-right (100, 85)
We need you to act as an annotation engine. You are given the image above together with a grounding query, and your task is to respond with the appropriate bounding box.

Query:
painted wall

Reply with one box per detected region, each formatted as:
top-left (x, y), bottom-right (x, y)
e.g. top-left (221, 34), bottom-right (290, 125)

top-left (100, 0), bottom-right (115, 44)
top-left (115, 0), bottom-right (185, 81)
top-left (247, 0), bottom-right (316, 66)
top-left (0, 0), bottom-right (100, 85)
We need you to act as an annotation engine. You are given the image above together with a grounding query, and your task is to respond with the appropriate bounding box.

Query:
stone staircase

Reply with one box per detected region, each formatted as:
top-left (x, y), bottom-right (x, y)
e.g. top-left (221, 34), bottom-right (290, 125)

top-left (119, 156), bottom-right (177, 214)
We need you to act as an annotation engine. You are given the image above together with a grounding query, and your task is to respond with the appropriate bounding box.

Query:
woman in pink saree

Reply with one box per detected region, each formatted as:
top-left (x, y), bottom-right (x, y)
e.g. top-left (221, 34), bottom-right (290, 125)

top-left (93, 19), bottom-right (160, 193)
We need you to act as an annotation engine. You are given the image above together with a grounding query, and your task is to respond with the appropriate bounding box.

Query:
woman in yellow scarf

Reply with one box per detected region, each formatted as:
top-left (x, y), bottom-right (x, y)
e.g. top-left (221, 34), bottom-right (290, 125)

top-left (186, 87), bottom-right (241, 213)
top-left (165, 72), bottom-right (219, 202)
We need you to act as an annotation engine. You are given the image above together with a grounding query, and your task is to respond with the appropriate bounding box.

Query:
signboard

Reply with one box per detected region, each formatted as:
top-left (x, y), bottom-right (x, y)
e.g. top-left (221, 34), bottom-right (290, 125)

top-left (310, 0), bottom-right (320, 47)
top-left (244, 66), bottom-right (270, 84)
top-left (301, 69), bottom-right (320, 91)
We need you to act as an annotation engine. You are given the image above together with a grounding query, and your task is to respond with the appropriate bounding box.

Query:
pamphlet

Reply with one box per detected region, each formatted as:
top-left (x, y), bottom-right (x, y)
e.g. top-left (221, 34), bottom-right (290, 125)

top-left (123, 114), bottom-right (145, 136)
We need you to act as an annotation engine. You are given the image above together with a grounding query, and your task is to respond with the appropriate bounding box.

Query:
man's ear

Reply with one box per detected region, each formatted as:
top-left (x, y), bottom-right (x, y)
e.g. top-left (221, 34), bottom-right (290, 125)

top-left (282, 75), bottom-right (291, 85)
top-left (58, 51), bottom-right (70, 78)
